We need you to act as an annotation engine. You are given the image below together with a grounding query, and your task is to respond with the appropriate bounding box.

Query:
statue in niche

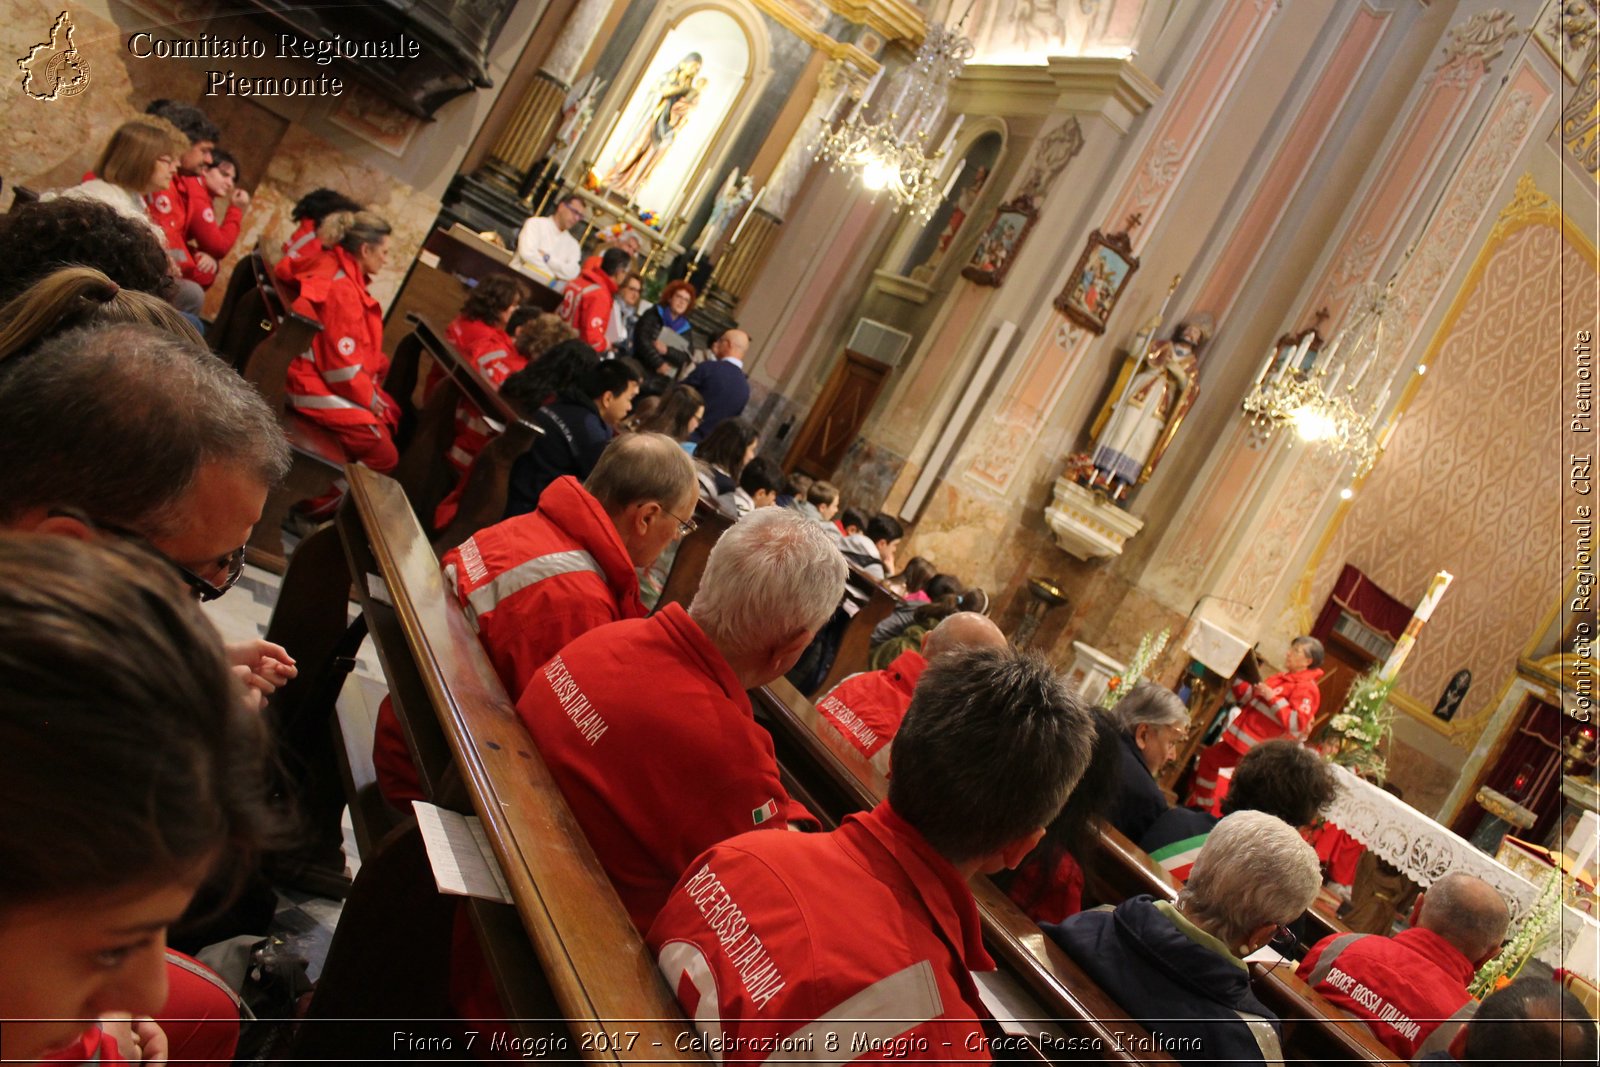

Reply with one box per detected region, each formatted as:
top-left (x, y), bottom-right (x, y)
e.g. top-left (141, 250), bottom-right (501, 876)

top-left (695, 170), bottom-right (753, 258)
top-left (603, 53), bottom-right (708, 198)
top-left (1432, 669), bottom-right (1472, 721)
top-left (910, 165), bottom-right (989, 282)
top-left (1077, 319), bottom-right (1210, 503)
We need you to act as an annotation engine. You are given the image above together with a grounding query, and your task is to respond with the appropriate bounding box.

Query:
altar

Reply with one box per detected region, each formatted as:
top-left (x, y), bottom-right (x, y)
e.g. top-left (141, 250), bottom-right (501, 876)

top-left (1324, 763), bottom-right (1599, 982)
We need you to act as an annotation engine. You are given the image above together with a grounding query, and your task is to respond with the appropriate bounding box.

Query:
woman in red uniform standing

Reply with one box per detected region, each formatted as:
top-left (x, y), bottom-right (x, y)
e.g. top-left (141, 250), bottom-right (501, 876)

top-left (286, 210), bottom-right (400, 512)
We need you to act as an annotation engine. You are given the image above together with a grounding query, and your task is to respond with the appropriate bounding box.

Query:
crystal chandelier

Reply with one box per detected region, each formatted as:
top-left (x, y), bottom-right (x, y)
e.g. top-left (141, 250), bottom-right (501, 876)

top-left (1240, 282), bottom-right (1407, 477)
top-left (814, 20), bottom-right (974, 219)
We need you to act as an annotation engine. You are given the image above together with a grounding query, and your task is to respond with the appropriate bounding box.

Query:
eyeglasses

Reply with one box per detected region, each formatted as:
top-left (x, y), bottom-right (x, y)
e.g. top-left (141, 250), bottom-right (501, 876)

top-left (50, 508), bottom-right (246, 602)
top-left (1267, 923), bottom-right (1302, 958)
top-left (663, 507), bottom-right (698, 537)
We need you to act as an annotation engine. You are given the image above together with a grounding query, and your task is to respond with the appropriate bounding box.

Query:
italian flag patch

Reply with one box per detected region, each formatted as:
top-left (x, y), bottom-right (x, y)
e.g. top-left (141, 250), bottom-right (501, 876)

top-left (752, 798), bottom-right (779, 825)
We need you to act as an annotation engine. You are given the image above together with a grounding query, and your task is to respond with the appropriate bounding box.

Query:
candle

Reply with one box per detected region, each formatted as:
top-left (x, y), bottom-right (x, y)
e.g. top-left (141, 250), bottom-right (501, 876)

top-left (941, 158), bottom-right (967, 200)
top-left (1377, 570), bottom-right (1454, 683)
top-left (848, 67), bottom-right (883, 123)
top-left (594, 108), bottom-right (623, 165)
top-left (935, 114), bottom-right (965, 159)
top-left (680, 169), bottom-right (711, 221)
top-left (727, 185), bottom-right (766, 247)
top-left (1254, 345), bottom-right (1279, 387)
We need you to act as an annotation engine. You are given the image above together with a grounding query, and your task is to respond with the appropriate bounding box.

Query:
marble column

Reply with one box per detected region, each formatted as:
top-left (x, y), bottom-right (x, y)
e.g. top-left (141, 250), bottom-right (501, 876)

top-left (482, 0), bottom-right (616, 187)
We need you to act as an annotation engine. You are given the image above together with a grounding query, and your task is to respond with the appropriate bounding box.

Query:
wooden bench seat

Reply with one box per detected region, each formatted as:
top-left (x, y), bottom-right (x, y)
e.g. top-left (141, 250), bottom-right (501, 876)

top-left (237, 256), bottom-right (342, 573)
top-left (296, 466), bottom-right (701, 1062)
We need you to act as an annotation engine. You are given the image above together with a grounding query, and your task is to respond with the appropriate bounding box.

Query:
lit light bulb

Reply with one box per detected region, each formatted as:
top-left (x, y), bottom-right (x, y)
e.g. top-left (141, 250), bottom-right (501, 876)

top-left (1291, 404), bottom-right (1336, 443)
top-left (1340, 487), bottom-right (1354, 501)
top-left (862, 158), bottom-right (892, 191)
top-left (1416, 363), bottom-right (1427, 375)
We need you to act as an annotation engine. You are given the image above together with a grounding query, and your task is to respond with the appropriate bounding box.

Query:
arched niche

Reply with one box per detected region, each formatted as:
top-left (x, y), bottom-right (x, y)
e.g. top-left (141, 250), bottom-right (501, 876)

top-left (576, 0), bottom-right (773, 220)
top-left (873, 118), bottom-right (1008, 301)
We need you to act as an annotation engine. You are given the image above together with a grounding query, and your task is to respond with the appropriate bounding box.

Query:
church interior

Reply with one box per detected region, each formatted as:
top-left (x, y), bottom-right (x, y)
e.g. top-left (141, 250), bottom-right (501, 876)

top-left (3, 0), bottom-right (1600, 1057)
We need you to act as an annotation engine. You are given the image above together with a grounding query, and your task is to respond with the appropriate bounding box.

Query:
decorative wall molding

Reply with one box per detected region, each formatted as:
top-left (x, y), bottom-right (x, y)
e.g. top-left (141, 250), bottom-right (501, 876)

top-left (953, 57), bottom-right (1160, 130)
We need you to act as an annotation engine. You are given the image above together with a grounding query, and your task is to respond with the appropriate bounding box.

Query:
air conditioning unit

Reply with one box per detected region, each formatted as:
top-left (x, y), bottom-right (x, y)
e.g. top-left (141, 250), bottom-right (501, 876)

top-left (846, 318), bottom-right (912, 366)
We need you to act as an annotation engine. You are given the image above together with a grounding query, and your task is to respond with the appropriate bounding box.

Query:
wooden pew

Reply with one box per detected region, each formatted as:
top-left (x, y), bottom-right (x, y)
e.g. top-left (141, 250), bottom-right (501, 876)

top-left (748, 679), bottom-right (1173, 1064)
top-left (297, 465), bottom-right (701, 1062)
top-left (387, 313), bottom-right (543, 552)
top-left (206, 247), bottom-right (270, 370)
top-left (811, 565), bottom-right (899, 695)
top-left (238, 254), bottom-right (345, 573)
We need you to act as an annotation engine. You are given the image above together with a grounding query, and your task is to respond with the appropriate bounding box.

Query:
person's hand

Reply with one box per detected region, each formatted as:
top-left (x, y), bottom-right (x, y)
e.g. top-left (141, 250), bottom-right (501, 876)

top-left (227, 638), bottom-right (298, 712)
top-left (1254, 682), bottom-right (1279, 701)
top-left (232, 188), bottom-right (251, 209)
top-left (194, 251), bottom-right (218, 275)
top-left (655, 338), bottom-right (669, 355)
top-left (101, 1015), bottom-right (168, 1063)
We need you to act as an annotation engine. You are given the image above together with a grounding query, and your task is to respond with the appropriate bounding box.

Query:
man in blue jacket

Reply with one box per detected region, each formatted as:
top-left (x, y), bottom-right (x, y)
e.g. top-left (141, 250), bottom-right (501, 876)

top-left (684, 328), bottom-right (751, 441)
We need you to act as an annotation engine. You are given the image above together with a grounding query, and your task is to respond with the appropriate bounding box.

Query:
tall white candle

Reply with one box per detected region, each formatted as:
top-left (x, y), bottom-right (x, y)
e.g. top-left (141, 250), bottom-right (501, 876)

top-left (848, 68), bottom-right (883, 122)
top-left (935, 114), bottom-right (965, 158)
top-left (727, 185), bottom-right (766, 247)
top-left (941, 158), bottom-right (967, 200)
top-left (1254, 345), bottom-right (1279, 387)
top-left (680, 169), bottom-right (711, 221)
top-left (1377, 570), bottom-right (1454, 683)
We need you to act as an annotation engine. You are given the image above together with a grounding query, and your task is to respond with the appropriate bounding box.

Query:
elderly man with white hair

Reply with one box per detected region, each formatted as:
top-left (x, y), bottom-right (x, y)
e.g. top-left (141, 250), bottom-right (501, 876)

top-left (1106, 681), bottom-right (1190, 839)
top-left (515, 507), bottom-right (846, 933)
top-left (1046, 810), bottom-right (1322, 1067)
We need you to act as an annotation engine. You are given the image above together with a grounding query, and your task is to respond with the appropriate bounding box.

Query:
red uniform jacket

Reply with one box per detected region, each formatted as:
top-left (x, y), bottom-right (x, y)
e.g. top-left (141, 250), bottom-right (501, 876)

top-left (1221, 667), bottom-right (1324, 754)
top-left (373, 476), bottom-right (644, 806)
top-left (144, 179), bottom-right (195, 275)
top-left (277, 217), bottom-right (336, 285)
top-left (1004, 848), bottom-right (1084, 925)
top-left (556, 261), bottom-right (619, 352)
top-left (286, 246), bottom-right (396, 429)
top-left (516, 603), bottom-right (811, 932)
top-left (442, 314), bottom-right (526, 476)
top-left (648, 801), bottom-right (994, 1063)
top-left (816, 649), bottom-right (926, 770)
top-left (1297, 926), bottom-right (1477, 1060)
top-left (176, 173), bottom-right (241, 287)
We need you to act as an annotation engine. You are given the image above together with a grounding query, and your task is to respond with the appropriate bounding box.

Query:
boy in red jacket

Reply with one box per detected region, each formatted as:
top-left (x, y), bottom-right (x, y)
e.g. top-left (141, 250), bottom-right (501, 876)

top-left (558, 247), bottom-right (631, 351)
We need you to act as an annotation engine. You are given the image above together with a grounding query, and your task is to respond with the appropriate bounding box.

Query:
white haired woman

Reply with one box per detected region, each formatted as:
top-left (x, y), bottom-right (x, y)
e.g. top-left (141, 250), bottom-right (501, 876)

top-left (1045, 810), bottom-right (1321, 1067)
top-left (1106, 681), bottom-right (1189, 839)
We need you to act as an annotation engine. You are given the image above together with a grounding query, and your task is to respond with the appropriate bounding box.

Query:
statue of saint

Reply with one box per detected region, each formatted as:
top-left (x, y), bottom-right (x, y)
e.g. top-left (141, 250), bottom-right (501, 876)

top-left (1085, 320), bottom-right (1209, 500)
top-left (603, 53), bottom-right (707, 198)
top-left (696, 171), bottom-right (752, 257)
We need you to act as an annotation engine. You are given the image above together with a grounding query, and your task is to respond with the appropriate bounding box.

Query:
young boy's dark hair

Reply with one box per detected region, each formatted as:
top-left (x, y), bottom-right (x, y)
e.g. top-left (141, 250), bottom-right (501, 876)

top-left (839, 506), bottom-right (867, 534)
top-left (588, 356), bottom-right (643, 400)
top-left (867, 513), bottom-right (904, 544)
top-left (739, 457), bottom-right (783, 498)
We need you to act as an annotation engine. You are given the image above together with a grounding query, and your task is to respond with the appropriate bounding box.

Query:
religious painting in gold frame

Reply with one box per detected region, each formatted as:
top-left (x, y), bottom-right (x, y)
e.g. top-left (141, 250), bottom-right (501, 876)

top-left (961, 197), bottom-right (1037, 288)
top-left (1054, 226), bottom-right (1140, 335)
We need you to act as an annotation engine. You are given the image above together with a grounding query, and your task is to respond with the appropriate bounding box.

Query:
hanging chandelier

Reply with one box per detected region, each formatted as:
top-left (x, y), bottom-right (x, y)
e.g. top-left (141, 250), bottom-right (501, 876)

top-left (1240, 282), bottom-right (1408, 477)
top-left (814, 20), bottom-right (973, 219)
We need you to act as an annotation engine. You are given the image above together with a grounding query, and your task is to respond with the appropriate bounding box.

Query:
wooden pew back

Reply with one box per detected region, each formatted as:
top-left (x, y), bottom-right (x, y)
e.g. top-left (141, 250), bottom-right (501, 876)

top-left (206, 247), bottom-right (271, 370)
top-left (389, 314), bottom-right (541, 548)
top-left (810, 565), bottom-right (899, 695)
top-left (656, 504), bottom-right (734, 611)
top-left (311, 465), bottom-right (699, 1062)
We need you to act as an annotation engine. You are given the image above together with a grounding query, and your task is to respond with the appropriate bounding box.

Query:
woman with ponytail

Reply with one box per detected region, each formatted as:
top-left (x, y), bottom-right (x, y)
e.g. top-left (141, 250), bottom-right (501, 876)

top-left (275, 187), bottom-right (362, 285)
top-left (0, 266), bottom-right (202, 360)
top-left (284, 209), bottom-right (401, 511)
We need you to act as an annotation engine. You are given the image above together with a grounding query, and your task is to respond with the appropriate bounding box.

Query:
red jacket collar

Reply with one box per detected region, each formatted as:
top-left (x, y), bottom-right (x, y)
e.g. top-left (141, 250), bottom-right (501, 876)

top-left (846, 801), bottom-right (995, 975)
top-left (330, 244), bottom-right (374, 293)
top-left (575, 261), bottom-right (620, 297)
top-left (537, 476), bottom-right (645, 618)
top-left (885, 649), bottom-right (928, 697)
top-left (1394, 926), bottom-right (1477, 989)
top-left (651, 603), bottom-right (747, 711)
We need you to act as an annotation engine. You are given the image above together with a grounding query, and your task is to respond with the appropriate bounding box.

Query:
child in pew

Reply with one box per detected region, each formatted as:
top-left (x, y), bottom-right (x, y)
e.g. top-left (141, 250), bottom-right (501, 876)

top-left (504, 356), bottom-right (643, 517)
top-left (717, 455), bottom-right (782, 518)
top-left (0, 535), bottom-right (273, 1066)
top-left (776, 469), bottom-right (811, 509)
top-left (840, 512), bottom-right (903, 580)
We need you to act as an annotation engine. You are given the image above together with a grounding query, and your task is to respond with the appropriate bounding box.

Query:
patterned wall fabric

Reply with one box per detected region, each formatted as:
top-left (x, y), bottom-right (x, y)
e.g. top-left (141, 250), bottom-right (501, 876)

top-left (1304, 221), bottom-right (1589, 727)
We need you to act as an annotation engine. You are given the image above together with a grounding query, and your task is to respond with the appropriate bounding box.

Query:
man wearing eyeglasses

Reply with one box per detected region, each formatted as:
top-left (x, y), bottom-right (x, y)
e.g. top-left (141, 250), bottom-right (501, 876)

top-left (512, 193), bottom-right (586, 287)
top-left (0, 323), bottom-right (295, 708)
top-left (372, 432), bottom-right (700, 807)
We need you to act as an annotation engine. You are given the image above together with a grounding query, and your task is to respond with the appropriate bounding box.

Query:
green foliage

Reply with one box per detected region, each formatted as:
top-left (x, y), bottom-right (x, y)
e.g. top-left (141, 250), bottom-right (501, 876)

top-left (1326, 665), bottom-right (1395, 782)
top-left (1469, 868), bottom-right (1565, 998)
top-left (1099, 628), bottom-right (1170, 710)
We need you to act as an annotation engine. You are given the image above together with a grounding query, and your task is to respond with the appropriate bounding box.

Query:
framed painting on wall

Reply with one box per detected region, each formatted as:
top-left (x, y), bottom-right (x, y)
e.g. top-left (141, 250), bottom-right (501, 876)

top-left (961, 197), bottom-right (1037, 288)
top-left (1054, 225), bottom-right (1140, 335)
